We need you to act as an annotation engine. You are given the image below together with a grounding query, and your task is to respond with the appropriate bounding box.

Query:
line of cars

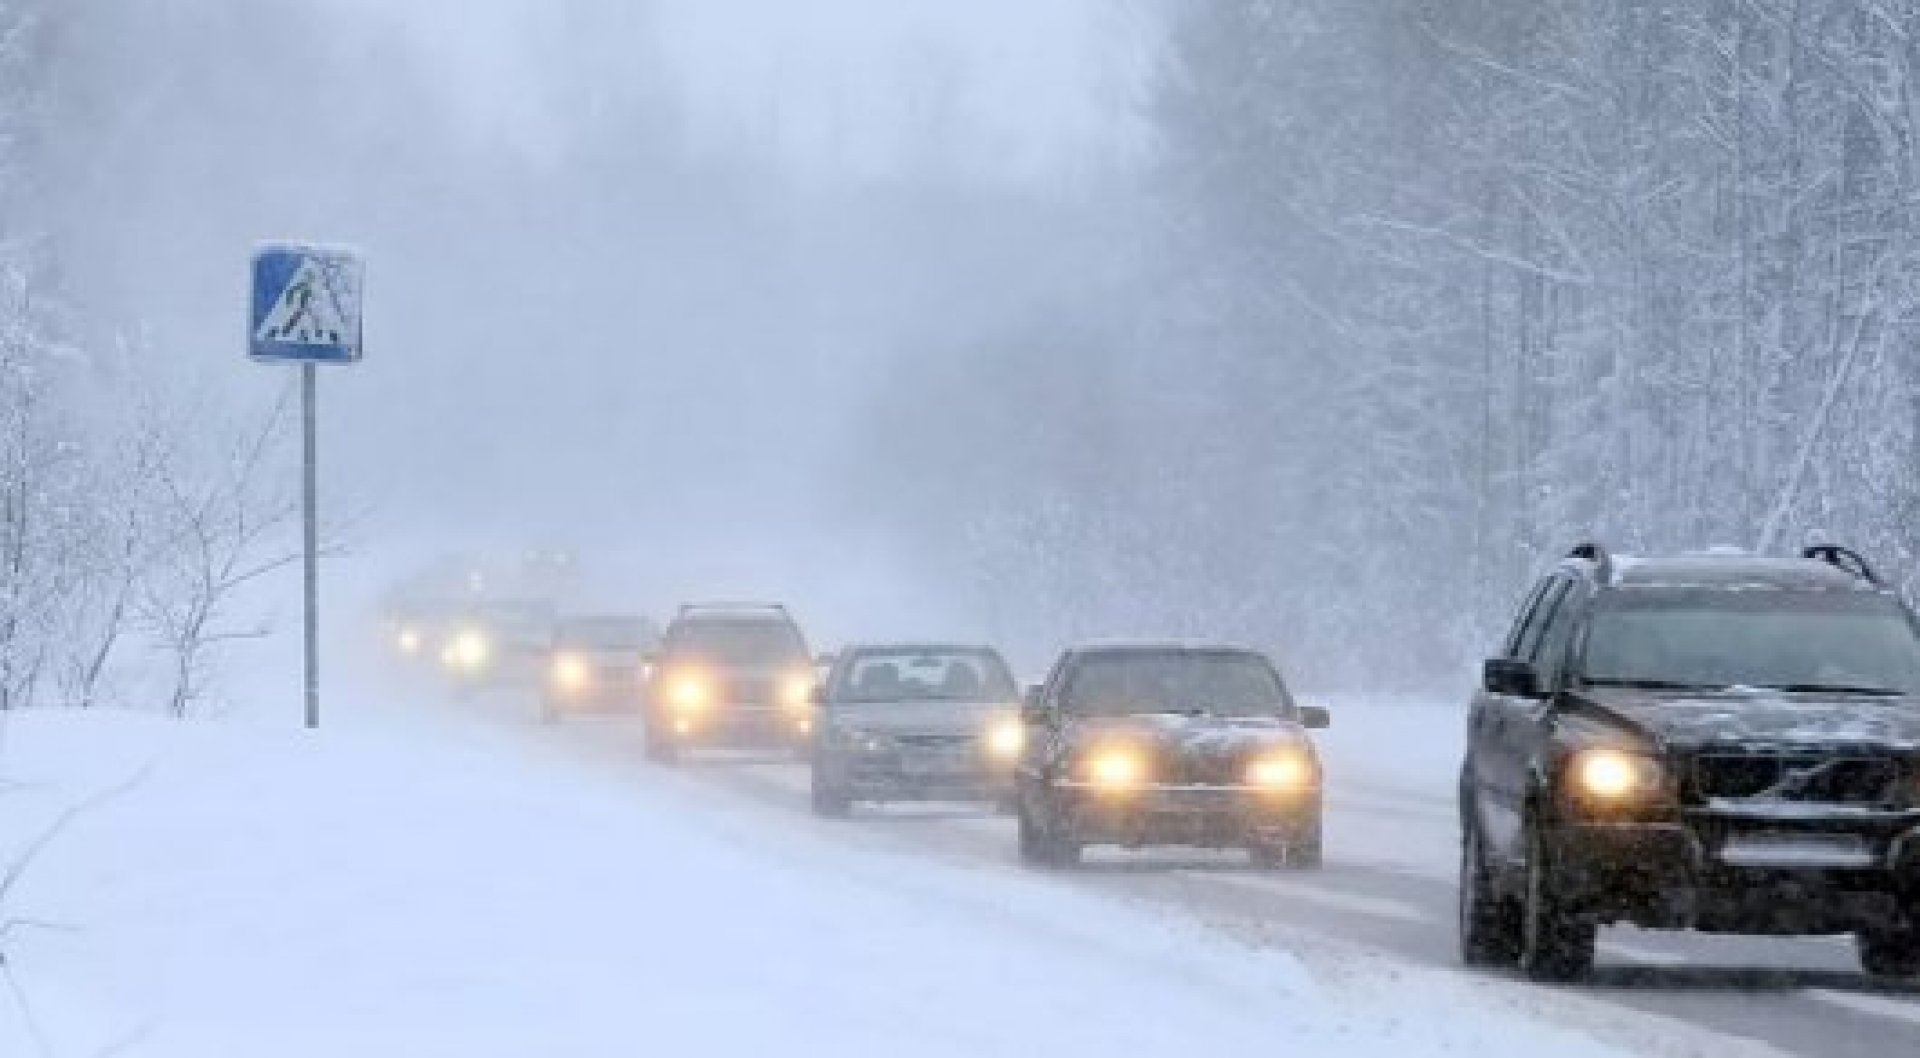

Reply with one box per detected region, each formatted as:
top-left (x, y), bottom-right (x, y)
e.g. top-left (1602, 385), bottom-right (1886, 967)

top-left (386, 540), bottom-right (1920, 985)
top-left (634, 603), bottom-right (1332, 874)
top-left (392, 595), bottom-right (1337, 873)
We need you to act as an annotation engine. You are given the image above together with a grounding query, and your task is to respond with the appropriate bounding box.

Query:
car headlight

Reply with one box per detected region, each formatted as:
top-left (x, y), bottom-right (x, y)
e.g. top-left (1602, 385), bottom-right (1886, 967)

top-left (552, 653), bottom-right (591, 692)
top-left (986, 717), bottom-right (1025, 760)
top-left (1083, 747), bottom-right (1147, 791)
top-left (1569, 747), bottom-right (1664, 802)
top-left (396, 627), bottom-right (422, 654)
top-left (780, 672), bottom-right (815, 712)
top-left (445, 630), bottom-right (489, 670)
top-left (1246, 747), bottom-right (1316, 793)
top-left (667, 673), bottom-right (710, 713)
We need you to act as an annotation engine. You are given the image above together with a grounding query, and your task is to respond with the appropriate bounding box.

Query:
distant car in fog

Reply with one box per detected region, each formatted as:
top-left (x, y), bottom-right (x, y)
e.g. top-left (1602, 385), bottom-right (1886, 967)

top-left (808, 644), bottom-right (1025, 817)
top-left (1014, 642), bottom-right (1329, 869)
top-left (1461, 543), bottom-right (1920, 983)
top-left (542, 615), bottom-right (661, 723)
top-left (644, 603), bottom-right (816, 763)
top-left (440, 599), bottom-right (558, 697)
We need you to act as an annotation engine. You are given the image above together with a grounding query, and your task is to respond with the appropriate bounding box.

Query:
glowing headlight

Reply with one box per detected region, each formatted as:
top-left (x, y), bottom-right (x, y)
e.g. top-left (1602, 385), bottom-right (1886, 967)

top-left (1246, 749), bottom-right (1315, 792)
top-left (1571, 748), bottom-right (1664, 801)
top-left (780, 672), bottom-right (815, 712)
top-left (396, 627), bottom-right (423, 654)
top-left (986, 718), bottom-right (1025, 759)
top-left (668, 674), bottom-right (710, 713)
top-left (1085, 748), bottom-right (1145, 791)
top-left (446, 630), bottom-right (489, 670)
top-left (552, 654), bottom-right (591, 692)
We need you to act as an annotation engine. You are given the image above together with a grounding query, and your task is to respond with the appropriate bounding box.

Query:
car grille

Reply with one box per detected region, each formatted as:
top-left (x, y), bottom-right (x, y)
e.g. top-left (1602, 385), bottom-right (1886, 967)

top-left (721, 676), bottom-right (774, 705)
top-left (1688, 753), bottom-right (1901, 806)
top-left (1159, 749), bottom-right (1253, 787)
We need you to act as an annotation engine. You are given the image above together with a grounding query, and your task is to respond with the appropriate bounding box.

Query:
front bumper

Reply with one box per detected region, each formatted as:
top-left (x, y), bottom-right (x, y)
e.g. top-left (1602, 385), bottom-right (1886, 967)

top-left (659, 704), bottom-right (811, 748)
top-left (828, 751), bottom-right (1016, 803)
top-left (1055, 783), bottom-right (1319, 849)
top-left (1551, 809), bottom-right (1920, 933)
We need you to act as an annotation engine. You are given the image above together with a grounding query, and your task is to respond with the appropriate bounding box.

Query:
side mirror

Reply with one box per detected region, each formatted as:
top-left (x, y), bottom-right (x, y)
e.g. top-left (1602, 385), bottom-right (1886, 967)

top-left (809, 685), bottom-right (828, 706)
top-left (815, 652), bottom-right (837, 668)
top-left (1483, 658), bottom-right (1542, 698)
top-left (1298, 705), bottom-right (1331, 730)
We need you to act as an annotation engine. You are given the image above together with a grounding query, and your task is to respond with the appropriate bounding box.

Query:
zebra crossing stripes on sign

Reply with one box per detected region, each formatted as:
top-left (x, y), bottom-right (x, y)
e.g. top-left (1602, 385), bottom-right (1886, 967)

top-left (249, 244), bottom-right (364, 364)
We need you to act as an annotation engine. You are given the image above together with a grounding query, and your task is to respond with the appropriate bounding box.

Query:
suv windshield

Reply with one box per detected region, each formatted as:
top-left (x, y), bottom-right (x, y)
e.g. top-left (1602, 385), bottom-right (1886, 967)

top-left (666, 618), bottom-right (806, 664)
top-left (835, 649), bottom-right (1016, 703)
top-left (1064, 652), bottom-right (1291, 717)
top-left (1583, 590), bottom-right (1920, 695)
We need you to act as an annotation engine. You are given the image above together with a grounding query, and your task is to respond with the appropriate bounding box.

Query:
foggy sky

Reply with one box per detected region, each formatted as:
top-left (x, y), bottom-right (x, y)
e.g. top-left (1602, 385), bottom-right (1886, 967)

top-left (46, 0), bottom-right (1154, 652)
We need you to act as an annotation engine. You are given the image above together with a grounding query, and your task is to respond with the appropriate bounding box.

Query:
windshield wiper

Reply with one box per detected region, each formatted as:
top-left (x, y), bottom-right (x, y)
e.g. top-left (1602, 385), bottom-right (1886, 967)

top-left (1745, 683), bottom-right (1905, 697)
top-left (1581, 677), bottom-right (1725, 692)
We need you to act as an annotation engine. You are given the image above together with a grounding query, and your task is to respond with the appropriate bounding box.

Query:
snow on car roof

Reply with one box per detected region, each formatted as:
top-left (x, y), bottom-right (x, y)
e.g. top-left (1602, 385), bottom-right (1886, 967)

top-left (1610, 555), bottom-right (1871, 591)
top-left (1068, 638), bottom-right (1266, 655)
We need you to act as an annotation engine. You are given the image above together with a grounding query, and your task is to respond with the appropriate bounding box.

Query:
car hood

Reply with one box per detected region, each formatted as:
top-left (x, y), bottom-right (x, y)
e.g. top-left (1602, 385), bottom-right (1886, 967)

top-left (822, 701), bottom-right (1013, 737)
top-left (1061, 712), bottom-right (1312, 755)
top-left (1578, 689), bottom-right (1920, 752)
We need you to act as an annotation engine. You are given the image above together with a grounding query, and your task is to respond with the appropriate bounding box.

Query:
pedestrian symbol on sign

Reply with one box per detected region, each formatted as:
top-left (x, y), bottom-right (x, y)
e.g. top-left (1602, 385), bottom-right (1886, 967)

top-left (249, 245), bottom-right (363, 364)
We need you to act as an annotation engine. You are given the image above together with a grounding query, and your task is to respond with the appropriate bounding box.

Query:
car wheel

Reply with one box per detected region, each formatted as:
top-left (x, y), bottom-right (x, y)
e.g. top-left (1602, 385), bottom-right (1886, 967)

top-left (1459, 814), bottom-right (1522, 968)
top-left (1858, 924), bottom-right (1920, 979)
top-left (1017, 795), bottom-right (1080, 868)
top-left (645, 728), bottom-right (680, 765)
top-left (810, 774), bottom-right (853, 818)
top-left (1518, 817), bottom-right (1595, 982)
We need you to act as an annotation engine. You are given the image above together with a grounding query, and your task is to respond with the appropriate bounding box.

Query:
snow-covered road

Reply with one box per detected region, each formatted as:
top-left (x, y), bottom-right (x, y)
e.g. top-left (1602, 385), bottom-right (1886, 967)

top-left (1, 691), bottom-right (1914, 1056)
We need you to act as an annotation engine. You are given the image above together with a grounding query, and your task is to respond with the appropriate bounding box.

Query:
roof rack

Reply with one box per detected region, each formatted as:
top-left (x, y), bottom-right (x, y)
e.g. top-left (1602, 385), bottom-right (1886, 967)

top-left (1801, 545), bottom-right (1883, 587)
top-left (1567, 542), bottom-right (1614, 585)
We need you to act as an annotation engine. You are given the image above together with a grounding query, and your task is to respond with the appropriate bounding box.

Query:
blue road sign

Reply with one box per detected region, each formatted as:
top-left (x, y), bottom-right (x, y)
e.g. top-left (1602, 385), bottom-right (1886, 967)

top-left (249, 243), bottom-right (364, 364)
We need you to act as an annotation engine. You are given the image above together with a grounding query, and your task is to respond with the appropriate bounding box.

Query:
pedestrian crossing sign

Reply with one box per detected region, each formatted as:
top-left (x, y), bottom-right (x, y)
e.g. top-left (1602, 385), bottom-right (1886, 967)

top-left (250, 243), bottom-right (363, 364)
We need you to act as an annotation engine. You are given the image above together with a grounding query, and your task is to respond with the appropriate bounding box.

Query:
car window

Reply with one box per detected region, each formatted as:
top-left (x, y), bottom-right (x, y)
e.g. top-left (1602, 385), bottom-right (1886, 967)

top-left (1502, 578), bottom-right (1554, 657)
top-left (832, 649), bottom-right (1017, 703)
top-left (1532, 581), bottom-right (1588, 690)
top-left (557, 618), bottom-right (657, 650)
top-left (1582, 589), bottom-right (1920, 694)
top-left (1514, 578), bottom-right (1570, 663)
top-left (665, 619), bottom-right (807, 663)
top-left (1060, 652), bottom-right (1291, 717)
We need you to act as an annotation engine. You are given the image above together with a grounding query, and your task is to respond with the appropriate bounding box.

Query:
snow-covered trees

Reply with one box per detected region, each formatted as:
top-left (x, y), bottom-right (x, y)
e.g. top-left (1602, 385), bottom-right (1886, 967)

top-left (858, 3), bottom-right (1920, 689)
top-left (1140, 0), bottom-right (1920, 684)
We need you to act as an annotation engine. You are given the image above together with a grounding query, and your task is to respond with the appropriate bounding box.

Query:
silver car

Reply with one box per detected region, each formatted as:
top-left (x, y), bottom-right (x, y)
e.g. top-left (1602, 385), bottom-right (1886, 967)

top-left (809, 644), bottom-right (1025, 817)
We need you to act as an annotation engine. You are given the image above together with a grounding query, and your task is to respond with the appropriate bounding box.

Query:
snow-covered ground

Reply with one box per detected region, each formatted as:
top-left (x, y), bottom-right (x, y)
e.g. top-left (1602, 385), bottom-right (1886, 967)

top-left (0, 697), bottom-right (1769, 1057)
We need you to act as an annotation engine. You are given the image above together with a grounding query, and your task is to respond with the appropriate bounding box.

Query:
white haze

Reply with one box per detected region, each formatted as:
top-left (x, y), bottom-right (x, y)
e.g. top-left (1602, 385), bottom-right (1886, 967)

top-left (38, 0), bottom-right (1152, 670)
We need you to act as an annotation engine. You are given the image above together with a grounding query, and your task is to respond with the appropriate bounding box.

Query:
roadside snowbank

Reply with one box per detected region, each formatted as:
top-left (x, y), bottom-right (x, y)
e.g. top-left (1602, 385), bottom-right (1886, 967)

top-left (0, 704), bottom-right (1646, 1056)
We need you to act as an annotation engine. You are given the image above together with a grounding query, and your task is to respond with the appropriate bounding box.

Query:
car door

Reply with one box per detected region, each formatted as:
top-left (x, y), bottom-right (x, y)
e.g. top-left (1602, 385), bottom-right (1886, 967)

top-left (1478, 576), bottom-right (1571, 861)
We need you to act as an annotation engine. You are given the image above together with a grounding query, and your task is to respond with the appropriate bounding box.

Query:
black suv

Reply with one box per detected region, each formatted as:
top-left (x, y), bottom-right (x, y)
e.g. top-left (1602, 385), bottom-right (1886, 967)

top-left (1459, 544), bottom-right (1920, 982)
top-left (1016, 642), bottom-right (1329, 869)
top-left (644, 603), bottom-right (817, 763)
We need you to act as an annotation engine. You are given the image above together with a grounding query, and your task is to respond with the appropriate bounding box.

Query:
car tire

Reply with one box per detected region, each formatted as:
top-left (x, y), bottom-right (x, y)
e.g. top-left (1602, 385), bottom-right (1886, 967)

top-left (1017, 796), bottom-right (1081, 868)
top-left (645, 728), bottom-right (680, 765)
top-left (1858, 924), bottom-right (1920, 979)
top-left (1459, 814), bottom-right (1522, 968)
top-left (810, 775), bottom-right (853, 818)
top-left (1518, 817), bottom-right (1595, 982)
top-left (1249, 821), bottom-right (1319, 870)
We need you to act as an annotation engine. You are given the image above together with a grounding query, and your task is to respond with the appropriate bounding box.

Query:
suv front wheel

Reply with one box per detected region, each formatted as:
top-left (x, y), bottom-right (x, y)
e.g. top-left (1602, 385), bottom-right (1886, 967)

top-left (1459, 814), bottom-right (1522, 968)
top-left (1858, 923), bottom-right (1920, 979)
top-left (1518, 816), bottom-right (1595, 981)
